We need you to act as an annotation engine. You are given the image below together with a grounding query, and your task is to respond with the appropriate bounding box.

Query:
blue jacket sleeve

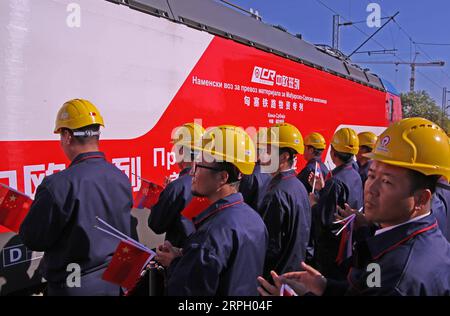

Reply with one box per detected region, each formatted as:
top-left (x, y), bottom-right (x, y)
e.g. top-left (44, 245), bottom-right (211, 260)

top-left (261, 192), bottom-right (288, 272)
top-left (298, 166), bottom-right (314, 193)
top-left (313, 179), bottom-right (345, 228)
top-left (19, 177), bottom-right (72, 251)
top-left (148, 182), bottom-right (187, 235)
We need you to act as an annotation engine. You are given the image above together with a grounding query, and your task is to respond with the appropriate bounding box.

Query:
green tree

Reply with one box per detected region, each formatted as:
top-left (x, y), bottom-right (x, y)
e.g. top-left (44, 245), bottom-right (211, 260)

top-left (401, 90), bottom-right (450, 133)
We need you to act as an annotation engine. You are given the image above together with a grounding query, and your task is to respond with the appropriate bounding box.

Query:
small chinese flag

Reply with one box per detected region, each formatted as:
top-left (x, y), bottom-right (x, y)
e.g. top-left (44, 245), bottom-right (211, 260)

top-left (102, 240), bottom-right (154, 290)
top-left (134, 180), bottom-right (163, 209)
top-left (181, 197), bottom-right (211, 220)
top-left (0, 184), bottom-right (33, 233)
top-left (280, 284), bottom-right (298, 296)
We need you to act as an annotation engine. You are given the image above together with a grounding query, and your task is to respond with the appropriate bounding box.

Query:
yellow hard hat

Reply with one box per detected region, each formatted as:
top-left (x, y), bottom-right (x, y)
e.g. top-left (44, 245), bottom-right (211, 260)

top-left (365, 117), bottom-right (450, 180)
top-left (304, 132), bottom-right (326, 150)
top-left (54, 99), bottom-right (104, 133)
top-left (331, 128), bottom-right (359, 155)
top-left (358, 131), bottom-right (378, 150)
top-left (171, 122), bottom-right (205, 148)
top-left (258, 122), bottom-right (304, 154)
top-left (192, 125), bottom-right (256, 175)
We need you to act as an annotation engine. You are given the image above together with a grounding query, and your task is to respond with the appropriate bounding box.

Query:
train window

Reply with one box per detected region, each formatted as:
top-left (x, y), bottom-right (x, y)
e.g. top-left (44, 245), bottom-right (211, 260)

top-left (388, 98), bottom-right (394, 121)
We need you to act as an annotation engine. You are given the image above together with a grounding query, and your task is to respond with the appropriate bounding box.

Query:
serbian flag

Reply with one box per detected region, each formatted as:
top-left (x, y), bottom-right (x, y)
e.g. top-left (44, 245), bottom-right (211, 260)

top-left (0, 184), bottom-right (33, 233)
top-left (325, 162), bottom-right (333, 181)
top-left (181, 197), bottom-right (211, 220)
top-left (335, 216), bottom-right (355, 265)
top-left (311, 161), bottom-right (321, 192)
top-left (134, 180), bottom-right (163, 209)
top-left (280, 283), bottom-right (298, 296)
top-left (102, 240), bottom-right (155, 290)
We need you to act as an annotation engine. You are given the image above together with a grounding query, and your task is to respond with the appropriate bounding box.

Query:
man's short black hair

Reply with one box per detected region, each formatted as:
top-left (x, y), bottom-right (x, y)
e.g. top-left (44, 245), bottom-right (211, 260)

top-left (360, 145), bottom-right (373, 153)
top-left (407, 169), bottom-right (440, 194)
top-left (214, 162), bottom-right (242, 184)
top-left (66, 124), bottom-right (100, 145)
top-left (332, 148), bottom-right (353, 164)
top-left (280, 147), bottom-right (297, 167)
top-left (306, 145), bottom-right (324, 157)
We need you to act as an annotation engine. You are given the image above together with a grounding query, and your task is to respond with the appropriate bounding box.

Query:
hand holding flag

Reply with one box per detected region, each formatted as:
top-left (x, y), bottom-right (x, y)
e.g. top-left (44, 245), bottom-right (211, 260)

top-left (95, 217), bottom-right (156, 290)
top-left (334, 206), bottom-right (362, 264)
top-left (308, 162), bottom-right (324, 193)
top-left (257, 271), bottom-right (283, 296)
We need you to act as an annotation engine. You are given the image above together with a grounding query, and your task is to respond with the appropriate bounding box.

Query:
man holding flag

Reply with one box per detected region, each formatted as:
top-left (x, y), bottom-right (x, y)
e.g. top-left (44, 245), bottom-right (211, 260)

top-left (19, 99), bottom-right (133, 296)
top-left (147, 122), bottom-right (204, 248)
top-left (297, 132), bottom-right (329, 265)
top-left (155, 125), bottom-right (268, 296)
top-left (308, 128), bottom-right (363, 280)
top-left (297, 132), bottom-right (329, 193)
top-left (258, 118), bottom-right (450, 296)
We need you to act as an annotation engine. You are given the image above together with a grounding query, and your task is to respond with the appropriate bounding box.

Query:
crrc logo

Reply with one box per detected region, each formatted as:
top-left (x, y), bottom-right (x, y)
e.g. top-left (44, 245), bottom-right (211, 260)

top-left (251, 66), bottom-right (300, 90)
top-left (251, 66), bottom-right (276, 86)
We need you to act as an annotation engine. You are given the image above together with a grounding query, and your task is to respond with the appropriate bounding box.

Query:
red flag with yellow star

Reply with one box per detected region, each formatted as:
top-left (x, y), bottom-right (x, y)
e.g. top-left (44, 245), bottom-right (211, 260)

top-left (133, 180), bottom-right (163, 209)
top-left (102, 240), bottom-right (154, 289)
top-left (0, 184), bottom-right (33, 233)
top-left (181, 197), bottom-right (211, 220)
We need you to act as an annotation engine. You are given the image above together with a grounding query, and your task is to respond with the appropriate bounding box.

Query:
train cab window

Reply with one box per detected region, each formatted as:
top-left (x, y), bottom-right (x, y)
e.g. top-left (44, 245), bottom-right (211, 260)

top-left (388, 98), bottom-right (394, 121)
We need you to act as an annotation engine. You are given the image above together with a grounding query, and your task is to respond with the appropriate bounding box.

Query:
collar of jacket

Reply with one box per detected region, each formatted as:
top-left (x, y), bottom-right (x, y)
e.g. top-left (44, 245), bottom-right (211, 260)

top-left (193, 192), bottom-right (244, 228)
top-left (365, 214), bottom-right (438, 261)
top-left (70, 151), bottom-right (105, 167)
top-left (274, 169), bottom-right (297, 181)
top-left (268, 169), bottom-right (297, 190)
top-left (332, 161), bottom-right (354, 175)
top-left (308, 157), bottom-right (322, 165)
top-left (437, 179), bottom-right (450, 190)
top-left (179, 167), bottom-right (191, 177)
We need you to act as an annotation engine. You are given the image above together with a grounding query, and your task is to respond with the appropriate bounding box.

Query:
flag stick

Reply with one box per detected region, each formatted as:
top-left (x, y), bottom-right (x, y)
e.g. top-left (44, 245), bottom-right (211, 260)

top-left (95, 225), bottom-right (152, 254)
top-left (335, 214), bottom-right (356, 236)
top-left (131, 172), bottom-right (152, 184)
top-left (96, 217), bottom-right (151, 252)
top-left (312, 162), bottom-right (318, 192)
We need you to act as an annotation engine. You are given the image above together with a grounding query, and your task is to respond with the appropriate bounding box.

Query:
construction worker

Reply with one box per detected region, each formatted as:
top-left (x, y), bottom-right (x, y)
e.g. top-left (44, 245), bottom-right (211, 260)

top-left (258, 123), bottom-right (311, 278)
top-left (357, 131), bottom-right (378, 186)
top-left (239, 128), bottom-right (272, 213)
top-left (297, 132), bottom-right (329, 193)
top-left (309, 127), bottom-right (363, 280)
top-left (19, 99), bottom-right (132, 296)
top-left (155, 125), bottom-right (268, 295)
top-left (296, 132), bottom-right (329, 265)
top-left (258, 117), bottom-right (450, 296)
top-left (148, 122), bottom-right (204, 248)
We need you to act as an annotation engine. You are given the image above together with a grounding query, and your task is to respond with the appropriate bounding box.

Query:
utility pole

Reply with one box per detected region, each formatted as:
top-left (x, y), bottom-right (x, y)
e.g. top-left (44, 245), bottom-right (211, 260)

top-left (332, 15), bottom-right (340, 50)
top-left (442, 88), bottom-right (450, 128)
top-left (331, 13), bottom-right (396, 53)
top-left (353, 60), bottom-right (445, 92)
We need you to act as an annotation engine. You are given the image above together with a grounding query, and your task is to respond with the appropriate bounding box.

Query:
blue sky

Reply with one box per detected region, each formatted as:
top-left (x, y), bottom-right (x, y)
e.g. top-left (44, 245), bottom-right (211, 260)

top-left (230, 0), bottom-right (450, 113)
